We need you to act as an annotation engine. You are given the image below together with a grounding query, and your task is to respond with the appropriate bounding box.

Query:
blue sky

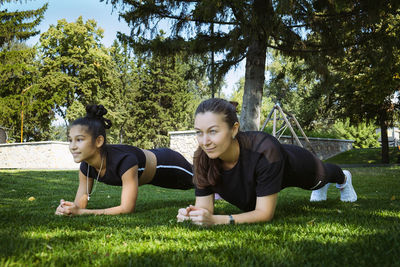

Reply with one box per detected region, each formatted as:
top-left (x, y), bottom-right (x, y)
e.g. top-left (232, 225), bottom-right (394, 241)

top-left (3, 0), bottom-right (243, 96)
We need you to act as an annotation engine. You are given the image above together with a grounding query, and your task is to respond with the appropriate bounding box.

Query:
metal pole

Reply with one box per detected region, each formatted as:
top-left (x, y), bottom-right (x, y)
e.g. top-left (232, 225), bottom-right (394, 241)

top-left (272, 108), bottom-right (277, 137)
top-left (20, 85), bottom-right (32, 143)
top-left (20, 101), bottom-right (24, 143)
top-left (275, 104), bottom-right (303, 147)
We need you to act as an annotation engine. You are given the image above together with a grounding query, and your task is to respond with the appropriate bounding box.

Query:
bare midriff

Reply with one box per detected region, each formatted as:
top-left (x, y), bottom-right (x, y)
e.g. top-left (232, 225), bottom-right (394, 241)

top-left (139, 149), bottom-right (157, 185)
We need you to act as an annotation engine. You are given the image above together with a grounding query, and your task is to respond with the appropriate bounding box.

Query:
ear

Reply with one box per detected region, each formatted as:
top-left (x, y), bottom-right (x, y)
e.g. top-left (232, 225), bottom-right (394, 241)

top-left (95, 135), bottom-right (105, 149)
top-left (232, 122), bottom-right (240, 137)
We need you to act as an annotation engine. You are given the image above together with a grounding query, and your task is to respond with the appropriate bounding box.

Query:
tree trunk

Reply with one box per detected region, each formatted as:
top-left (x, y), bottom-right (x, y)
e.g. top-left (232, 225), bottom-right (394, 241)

top-left (240, 37), bottom-right (268, 131)
top-left (379, 117), bottom-right (389, 164)
top-left (239, 0), bottom-right (271, 131)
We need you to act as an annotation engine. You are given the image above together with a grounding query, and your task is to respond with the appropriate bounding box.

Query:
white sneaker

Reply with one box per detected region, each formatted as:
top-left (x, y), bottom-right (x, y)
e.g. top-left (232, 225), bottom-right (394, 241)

top-left (310, 183), bottom-right (331, 201)
top-left (214, 193), bottom-right (223, 201)
top-left (336, 170), bottom-right (357, 202)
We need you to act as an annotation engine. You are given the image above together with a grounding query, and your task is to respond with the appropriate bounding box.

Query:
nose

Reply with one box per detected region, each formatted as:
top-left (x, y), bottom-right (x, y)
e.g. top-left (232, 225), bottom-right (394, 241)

top-left (69, 141), bottom-right (76, 151)
top-left (200, 134), bottom-right (210, 146)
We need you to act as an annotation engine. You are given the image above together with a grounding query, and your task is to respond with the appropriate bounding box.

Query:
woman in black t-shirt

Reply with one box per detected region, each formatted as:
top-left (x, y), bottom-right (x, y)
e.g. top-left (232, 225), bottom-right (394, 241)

top-left (55, 105), bottom-right (193, 216)
top-left (177, 98), bottom-right (357, 226)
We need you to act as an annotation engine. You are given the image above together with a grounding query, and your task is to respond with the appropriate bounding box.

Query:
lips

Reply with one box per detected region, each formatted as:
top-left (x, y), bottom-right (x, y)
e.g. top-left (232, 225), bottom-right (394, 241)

top-left (204, 147), bottom-right (216, 153)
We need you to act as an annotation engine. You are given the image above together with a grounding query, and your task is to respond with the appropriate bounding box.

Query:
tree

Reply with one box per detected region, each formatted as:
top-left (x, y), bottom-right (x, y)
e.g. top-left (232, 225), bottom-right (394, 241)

top-left (38, 16), bottom-right (115, 126)
top-left (106, 0), bottom-right (400, 131)
top-left (0, 1), bottom-right (47, 47)
top-left (303, 11), bottom-right (400, 163)
top-left (121, 50), bottom-right (203, 148)
top-left (0, 2), bottom-right (48, 141)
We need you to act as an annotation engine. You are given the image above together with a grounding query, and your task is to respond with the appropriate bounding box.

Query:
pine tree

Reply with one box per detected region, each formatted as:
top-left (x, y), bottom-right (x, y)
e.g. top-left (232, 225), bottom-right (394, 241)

top-left (106, 0), bottom-right (400, 131)
top-left (0, 2), bottom-right (47, 141)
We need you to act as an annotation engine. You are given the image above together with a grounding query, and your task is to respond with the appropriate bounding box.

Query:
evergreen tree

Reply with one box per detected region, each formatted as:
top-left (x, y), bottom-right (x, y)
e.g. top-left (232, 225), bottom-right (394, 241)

top-left (106, 0), bottom-right (400, 131)
top-left (125, 51), bottom-right (202, 148)
top-left (303, 11), bottom-right (400, 162)
top-left (0, 1), bottom-right (47, 141)
top-left (0, 1), bottom-right (47, 47)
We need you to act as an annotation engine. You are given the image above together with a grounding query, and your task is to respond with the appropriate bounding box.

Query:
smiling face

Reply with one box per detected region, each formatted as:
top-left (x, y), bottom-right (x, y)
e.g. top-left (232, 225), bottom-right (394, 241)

top-left (68, 125), bottom-right (102, 163)
top-left (194, 111), bottom-right (239, 160)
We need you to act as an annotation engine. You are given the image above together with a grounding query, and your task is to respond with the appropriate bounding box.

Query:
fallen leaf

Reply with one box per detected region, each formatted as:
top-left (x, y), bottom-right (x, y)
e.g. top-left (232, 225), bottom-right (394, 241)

top-left (391, 195), bottom-right (396, 201)
top-left (28, 196), bottom-right (36, 201)
top-left (307, 219), bottom-right (316, 225)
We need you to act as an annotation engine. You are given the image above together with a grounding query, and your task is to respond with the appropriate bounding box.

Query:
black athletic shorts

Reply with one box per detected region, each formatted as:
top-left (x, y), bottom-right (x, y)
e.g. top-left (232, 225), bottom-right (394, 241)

top-left (148, 148), bottom-right (194, 190)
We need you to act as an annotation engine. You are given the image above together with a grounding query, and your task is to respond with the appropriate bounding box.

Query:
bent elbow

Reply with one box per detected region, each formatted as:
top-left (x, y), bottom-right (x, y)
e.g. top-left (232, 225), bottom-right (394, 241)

top-left (259, 210), bottom-right (275, 222)
top-left (120, 205), bottom-right (135, 214)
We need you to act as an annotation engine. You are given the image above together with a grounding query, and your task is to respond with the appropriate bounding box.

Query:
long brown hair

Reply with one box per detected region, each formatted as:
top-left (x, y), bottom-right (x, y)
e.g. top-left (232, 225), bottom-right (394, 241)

top-left (193, 98), bottom-right (239, 188)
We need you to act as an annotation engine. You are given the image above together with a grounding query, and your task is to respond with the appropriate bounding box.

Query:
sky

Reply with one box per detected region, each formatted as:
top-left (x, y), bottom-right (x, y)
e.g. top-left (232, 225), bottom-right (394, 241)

top-left (3, 0), bottom-right (244, 97)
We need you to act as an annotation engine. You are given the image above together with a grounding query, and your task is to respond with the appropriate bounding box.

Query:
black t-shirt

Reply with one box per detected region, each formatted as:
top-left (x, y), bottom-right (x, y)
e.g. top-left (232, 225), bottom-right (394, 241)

top-left (80, 144), bottom-right (146, 186)
top-left (195, 131), bottom-right (289, 211)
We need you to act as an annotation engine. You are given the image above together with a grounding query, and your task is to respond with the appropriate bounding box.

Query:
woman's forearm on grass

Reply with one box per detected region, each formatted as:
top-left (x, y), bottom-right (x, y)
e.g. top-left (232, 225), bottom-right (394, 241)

top-left (75, 205), bottom-right (135, 215)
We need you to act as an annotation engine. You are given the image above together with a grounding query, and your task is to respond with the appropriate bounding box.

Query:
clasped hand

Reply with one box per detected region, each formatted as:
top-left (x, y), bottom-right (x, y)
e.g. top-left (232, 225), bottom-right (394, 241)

top-left (55, 199), bottom-right (80, 216)
top-left (176, 205), bottom-right (214, 226)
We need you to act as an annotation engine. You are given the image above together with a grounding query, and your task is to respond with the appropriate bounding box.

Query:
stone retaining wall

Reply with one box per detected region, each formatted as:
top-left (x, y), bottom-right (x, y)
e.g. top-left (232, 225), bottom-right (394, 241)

top-left (0, 141), bottom-right (79, 169)
top-left (0, 132), bottom-right (354, 169)
top-left (169, 130), bottom-right (354, 163)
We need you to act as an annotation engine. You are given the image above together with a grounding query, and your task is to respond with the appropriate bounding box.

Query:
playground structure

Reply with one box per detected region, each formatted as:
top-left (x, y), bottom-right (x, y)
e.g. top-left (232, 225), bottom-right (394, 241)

top-left (260, 103), bottom-right (316, 155)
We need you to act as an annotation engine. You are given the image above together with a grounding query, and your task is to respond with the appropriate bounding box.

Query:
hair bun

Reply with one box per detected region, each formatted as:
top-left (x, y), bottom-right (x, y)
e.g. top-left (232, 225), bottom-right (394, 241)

top-left (86, 105), bottom-right (107, 118)
top-left (85, 104), bottom-right (112, 129)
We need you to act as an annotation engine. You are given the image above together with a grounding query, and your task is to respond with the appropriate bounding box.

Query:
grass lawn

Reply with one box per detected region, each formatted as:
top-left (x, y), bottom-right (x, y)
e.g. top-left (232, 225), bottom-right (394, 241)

top-left (325, 147), bottom-right (400, 165)
top-left (0, 167), bottom-right (399, 266)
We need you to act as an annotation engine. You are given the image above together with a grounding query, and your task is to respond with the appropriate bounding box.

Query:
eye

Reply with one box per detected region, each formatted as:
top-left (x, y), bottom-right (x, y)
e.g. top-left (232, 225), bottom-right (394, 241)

top-left (210, 129), bottom-right (217, 134)
top-left (195, 131), bottom-right (203, 136)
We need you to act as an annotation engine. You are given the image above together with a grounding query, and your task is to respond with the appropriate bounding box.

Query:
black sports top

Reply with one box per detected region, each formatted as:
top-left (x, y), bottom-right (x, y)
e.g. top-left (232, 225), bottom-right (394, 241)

top-left (195, 131), bottom-right (320, 211)
top-left (80, 144), bottom-right (146, 186)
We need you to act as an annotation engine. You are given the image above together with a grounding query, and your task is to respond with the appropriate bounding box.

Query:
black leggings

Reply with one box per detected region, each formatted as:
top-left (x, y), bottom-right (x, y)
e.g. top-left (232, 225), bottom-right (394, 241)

top-left (282, 144), bottom-right (345, 191)
top-left (148, 148), bottom-right (194, 190)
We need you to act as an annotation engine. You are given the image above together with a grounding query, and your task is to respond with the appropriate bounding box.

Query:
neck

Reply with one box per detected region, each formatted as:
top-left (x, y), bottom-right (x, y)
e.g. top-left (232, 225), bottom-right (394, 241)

top-left (86, 151), bottom-right (105, 171)
top-left (219, 139), bottom-right (239, 169)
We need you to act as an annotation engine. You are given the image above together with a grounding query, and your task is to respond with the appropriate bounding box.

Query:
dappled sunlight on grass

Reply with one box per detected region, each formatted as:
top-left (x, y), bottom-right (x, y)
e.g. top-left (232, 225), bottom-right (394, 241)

top-left (1, 167), bottom-right (399, 266)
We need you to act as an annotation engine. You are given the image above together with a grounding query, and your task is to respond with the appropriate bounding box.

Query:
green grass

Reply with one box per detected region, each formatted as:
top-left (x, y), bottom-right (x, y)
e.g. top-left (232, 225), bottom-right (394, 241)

top-left (325, 147), bottom-right (400, 164)
top-left (1, 168), bottom-right (400, 266)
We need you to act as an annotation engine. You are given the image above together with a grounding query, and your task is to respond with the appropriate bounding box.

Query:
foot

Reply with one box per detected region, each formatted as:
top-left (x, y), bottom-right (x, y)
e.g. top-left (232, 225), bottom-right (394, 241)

top-left (336, 170), bottom-right (357, 202)
top-left (310, 183), bottom-right (331, 202)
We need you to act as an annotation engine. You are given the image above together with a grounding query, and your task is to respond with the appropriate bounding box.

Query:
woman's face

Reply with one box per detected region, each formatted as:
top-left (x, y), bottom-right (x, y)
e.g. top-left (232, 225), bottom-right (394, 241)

top-left (68, 125), bottom-right (99, 163)
top-left (194, 111), bottom-right (238, 159)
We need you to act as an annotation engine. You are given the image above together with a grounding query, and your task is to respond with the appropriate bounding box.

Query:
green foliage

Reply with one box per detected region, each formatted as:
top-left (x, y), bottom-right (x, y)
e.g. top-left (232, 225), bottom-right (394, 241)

top-left (1, 167), bottom-right (400, 265)
top-left (118, 50), bottom-right (202, 148)
top-left (0, 2), bottom-right (48, 141)
top-left (0, 2), bottom-right (47, 47)
top-left (333, 120), bottom-right (381, 149)
top-left (38, 16), bottom-right (114, 124)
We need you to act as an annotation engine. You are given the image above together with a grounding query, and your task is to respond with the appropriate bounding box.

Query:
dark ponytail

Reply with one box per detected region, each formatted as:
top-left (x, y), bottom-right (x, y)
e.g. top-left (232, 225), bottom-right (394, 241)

top-left (71, 105), bottom-right (112, 155)
top-left (193, 98), bottom-right (239, 188)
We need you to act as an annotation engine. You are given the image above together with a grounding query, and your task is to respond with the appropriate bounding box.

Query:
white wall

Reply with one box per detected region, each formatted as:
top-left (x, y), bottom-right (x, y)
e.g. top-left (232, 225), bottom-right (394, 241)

top-left (0, 141), bottom-right (79, 169)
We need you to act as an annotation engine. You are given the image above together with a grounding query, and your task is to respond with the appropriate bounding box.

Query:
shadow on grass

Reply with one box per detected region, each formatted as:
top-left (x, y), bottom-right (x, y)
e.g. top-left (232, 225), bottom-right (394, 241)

top-left (1, 169), bottom-right (400, 266)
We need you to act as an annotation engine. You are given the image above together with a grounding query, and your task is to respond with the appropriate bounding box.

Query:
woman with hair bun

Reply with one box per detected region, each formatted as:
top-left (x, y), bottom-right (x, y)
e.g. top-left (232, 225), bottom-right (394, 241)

top-left (177, 98), bottom-right (357, 226)
top-left (55, 104), bottom-right (193, 216)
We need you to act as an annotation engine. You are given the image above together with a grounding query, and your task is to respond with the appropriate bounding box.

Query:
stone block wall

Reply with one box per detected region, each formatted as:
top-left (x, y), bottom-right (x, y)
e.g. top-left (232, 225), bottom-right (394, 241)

top-left (0, 141), bottom-right (79, 169)
top-left (169, 130), bottom-right (354, 163)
